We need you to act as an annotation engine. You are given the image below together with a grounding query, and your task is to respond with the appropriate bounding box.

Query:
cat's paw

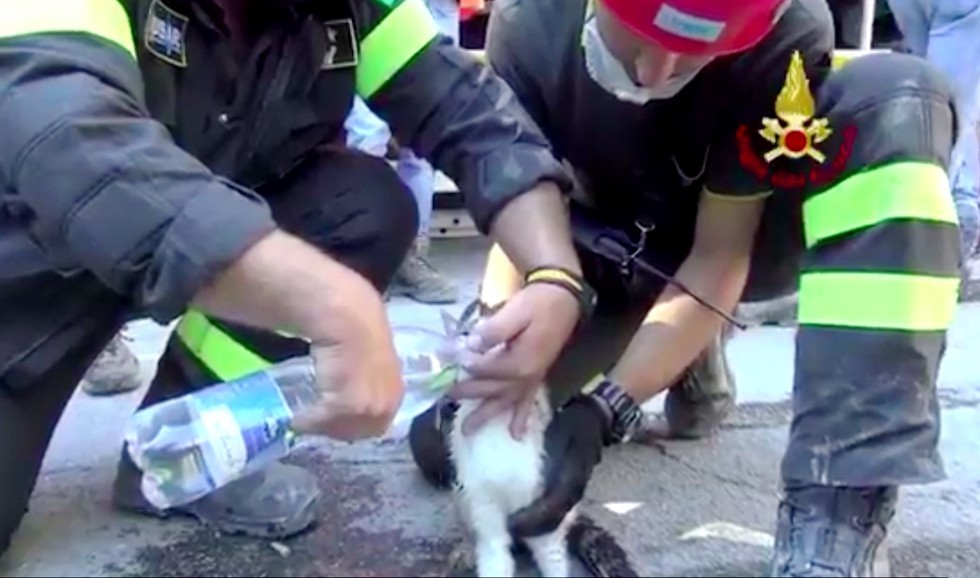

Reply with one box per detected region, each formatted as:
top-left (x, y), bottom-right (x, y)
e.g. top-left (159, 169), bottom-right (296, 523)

top-left (445, 542), bottom-right (476, 577)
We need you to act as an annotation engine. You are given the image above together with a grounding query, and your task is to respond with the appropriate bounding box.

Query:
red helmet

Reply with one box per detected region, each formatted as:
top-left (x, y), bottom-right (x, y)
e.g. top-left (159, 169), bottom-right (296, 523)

top-left (598, 0), bottom-right (789, 56)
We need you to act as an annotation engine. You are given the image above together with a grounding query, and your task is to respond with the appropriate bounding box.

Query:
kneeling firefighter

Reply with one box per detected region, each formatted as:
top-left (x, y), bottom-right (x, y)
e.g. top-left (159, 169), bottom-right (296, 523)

top-left (0, 0), bottom-right (586, 556)
top-left (409, 0), bottom-right (961, 575)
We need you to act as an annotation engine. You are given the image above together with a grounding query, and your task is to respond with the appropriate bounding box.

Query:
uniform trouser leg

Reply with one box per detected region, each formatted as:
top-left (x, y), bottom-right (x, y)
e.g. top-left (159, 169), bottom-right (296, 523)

top-left (770, 53), bottom-right (959, 577)
top-left (0, 317), bottom-right (121, 558)
top-left (112, 150), bottom-right (419, 537)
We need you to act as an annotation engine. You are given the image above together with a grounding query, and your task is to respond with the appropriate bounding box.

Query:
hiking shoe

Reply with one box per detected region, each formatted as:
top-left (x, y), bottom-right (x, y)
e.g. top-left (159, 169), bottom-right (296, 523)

top-left (959, 269), bottom-right (980, 302)
top-left (640, 329), bottom-right (736, 440)
top-left (82, 332), bottom-right (142, 396)
top-left (112, 450), bottom-right (321, 539)
top-left (389, 237), bottom-right (459, 304)
top-left (770, 485), bottom-right (896, 577)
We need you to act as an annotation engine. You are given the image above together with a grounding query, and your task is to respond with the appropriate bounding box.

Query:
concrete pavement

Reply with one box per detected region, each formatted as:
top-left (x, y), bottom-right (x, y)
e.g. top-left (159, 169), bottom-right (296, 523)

top-left (1, 238), bottom-right (978, 578)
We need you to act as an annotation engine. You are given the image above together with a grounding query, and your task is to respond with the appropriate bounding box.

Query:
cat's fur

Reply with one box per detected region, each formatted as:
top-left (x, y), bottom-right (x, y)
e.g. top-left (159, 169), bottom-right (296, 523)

top-left (449, 388), bottom-right (575, 577)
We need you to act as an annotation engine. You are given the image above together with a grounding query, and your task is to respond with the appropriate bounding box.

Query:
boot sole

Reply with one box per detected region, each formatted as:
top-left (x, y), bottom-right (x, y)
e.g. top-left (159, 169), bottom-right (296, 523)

top-left (387, 287), bottom-right (459, 304)
top-left (114, 494), bottom-right (320, 540)
top-left (82, 374), bottom-right (143, 396)
top-left (635, 392), bottom-right (736, 443)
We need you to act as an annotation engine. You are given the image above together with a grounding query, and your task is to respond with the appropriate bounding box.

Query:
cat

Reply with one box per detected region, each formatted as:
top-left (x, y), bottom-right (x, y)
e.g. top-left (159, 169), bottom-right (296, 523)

top-left (449, 386), bottom-right (575, 578)
top-left (441, 307), bottom-right (637, 578)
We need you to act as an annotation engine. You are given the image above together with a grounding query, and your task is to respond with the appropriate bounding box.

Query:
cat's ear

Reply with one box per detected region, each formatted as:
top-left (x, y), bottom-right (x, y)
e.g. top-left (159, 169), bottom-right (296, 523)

top-left (440, 310), bottom-right (460, 336)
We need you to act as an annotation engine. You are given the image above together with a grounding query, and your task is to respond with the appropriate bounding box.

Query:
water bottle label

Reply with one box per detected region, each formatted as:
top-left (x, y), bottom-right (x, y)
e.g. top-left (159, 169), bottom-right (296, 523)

top-left (191, 371), bottom-right (293, 484)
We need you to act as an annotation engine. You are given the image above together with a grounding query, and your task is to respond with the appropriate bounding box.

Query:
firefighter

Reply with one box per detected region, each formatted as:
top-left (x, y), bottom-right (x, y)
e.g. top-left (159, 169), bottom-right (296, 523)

top-left (0, 0), bottom-right (584, 556)
top-left (408, 0), bottom-right (960, 575)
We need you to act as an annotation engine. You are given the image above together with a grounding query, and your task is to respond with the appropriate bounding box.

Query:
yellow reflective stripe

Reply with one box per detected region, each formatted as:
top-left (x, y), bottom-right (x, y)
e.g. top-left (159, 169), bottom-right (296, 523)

top-left (0, 0), bottom-right (136, 58)
top-left (798, 271), bottom-right (959, 331)
top-left (831, 49), bottom-right (889, 70)
top-left (525, 269), bottom-right (583, 292)
top-left (803, 162), bottom-right (957, 249)
top-left (357, 0), bottom-right (438, 98)
top-left (176, 310), bottom-right (273, 382)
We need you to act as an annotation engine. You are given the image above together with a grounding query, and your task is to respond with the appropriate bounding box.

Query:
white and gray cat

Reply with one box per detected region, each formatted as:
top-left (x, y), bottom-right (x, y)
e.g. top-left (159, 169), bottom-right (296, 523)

top-left (450, 387), bottom-right (574, 577)
top-left (442, 308), bottom-right (636, 578)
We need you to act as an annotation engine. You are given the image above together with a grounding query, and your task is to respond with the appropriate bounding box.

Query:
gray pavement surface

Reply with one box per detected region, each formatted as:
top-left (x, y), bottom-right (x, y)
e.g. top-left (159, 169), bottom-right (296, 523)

top-left (2, 238), bottom-right (979, 578)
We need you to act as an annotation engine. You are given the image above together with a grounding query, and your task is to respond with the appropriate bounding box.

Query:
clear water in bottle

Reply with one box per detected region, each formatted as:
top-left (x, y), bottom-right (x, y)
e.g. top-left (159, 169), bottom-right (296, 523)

top-left (125, 325), bottom-right (466, 510)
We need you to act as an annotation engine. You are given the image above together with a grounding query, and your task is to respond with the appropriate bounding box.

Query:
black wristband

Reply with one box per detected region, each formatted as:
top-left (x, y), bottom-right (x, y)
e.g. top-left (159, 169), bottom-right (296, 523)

top-left (524, 266), bottom-right (596, 318)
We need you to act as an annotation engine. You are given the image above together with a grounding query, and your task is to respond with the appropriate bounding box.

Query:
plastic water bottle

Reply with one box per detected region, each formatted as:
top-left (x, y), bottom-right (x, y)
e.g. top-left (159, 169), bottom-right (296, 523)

top-left (124, 325), bottom-right (466, 510)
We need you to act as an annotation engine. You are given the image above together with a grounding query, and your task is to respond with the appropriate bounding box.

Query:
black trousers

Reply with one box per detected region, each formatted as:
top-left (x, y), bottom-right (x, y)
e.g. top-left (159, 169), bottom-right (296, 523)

top-left (548, 52), bottom-right (959, 488)
top-left (0, 151), bottom-right (418, 556)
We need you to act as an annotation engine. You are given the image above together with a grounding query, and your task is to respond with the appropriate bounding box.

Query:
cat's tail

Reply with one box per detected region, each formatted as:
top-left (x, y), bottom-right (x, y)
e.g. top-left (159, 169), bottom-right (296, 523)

top-left (567, 514), bottom-right (640, 578)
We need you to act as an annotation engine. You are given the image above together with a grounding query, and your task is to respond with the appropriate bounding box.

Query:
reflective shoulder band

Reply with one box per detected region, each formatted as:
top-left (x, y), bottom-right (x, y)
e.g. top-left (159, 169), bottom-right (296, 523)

top-left (0, 0), bottom-right (136, 59)
top-left (176, 310), bottom-right (273, 382)
top-left (357, 0), bottom-right (439, 99)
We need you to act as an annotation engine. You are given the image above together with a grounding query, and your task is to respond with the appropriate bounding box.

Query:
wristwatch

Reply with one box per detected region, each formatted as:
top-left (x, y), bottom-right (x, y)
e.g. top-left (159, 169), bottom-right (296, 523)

top-left (581, 378), bottom-right (646, 445)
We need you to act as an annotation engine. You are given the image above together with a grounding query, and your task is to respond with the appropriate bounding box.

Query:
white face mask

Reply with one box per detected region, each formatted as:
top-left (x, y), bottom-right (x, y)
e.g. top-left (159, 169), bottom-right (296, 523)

top-left (581, 16), bottom-right (709, 105)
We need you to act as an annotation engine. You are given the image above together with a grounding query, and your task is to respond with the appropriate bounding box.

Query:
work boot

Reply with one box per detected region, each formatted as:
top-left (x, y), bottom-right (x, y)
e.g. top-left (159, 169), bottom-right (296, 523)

top-left (111, 341), bottom-right (321, 539)
top-left (641, 329), bottom-right (736, 440)
top-left (770, 485), bottom-right (896, 577)
top-left (736, 293), bottom-right (799, 327)
top-left (81, 332), bottom-right (142, 396)
top-left (111, 449), bottom-right (321, 539)
top-left (389, 236), bottom-right (459, 304)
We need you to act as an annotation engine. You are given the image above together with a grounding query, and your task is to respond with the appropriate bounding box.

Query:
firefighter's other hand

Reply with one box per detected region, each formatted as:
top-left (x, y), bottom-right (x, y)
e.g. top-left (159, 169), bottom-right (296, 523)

top-left (450, 283), bottom-right (580, 438)
top-left (508, 396), bottom-right (605, 537)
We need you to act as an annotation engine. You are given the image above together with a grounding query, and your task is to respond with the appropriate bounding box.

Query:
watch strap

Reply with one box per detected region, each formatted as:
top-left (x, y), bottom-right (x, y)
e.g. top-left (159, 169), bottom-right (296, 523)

top-left (583, 378), bottom-right (645, 445)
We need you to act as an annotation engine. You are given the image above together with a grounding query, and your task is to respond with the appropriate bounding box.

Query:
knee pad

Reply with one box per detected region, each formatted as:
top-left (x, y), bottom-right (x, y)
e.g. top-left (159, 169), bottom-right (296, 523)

top-left (818, 52), bottom-right (956, 169)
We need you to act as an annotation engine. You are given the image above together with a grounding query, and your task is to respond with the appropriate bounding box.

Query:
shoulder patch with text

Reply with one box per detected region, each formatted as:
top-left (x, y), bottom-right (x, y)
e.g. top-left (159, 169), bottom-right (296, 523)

top-left (145, 0), bottom-right (189, 67)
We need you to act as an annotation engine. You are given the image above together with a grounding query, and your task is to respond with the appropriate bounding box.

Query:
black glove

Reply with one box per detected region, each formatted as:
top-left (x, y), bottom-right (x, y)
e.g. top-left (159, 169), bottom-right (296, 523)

top-left (507, 395), bottom-right (609, 537)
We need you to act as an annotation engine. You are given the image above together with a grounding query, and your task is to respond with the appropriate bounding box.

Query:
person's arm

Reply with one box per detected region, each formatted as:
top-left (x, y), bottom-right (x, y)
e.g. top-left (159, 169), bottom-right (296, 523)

top-left (353, 0), bottom-right (579, 275)
top-left (0, 0), bottom-right (378, 342)
top-left (609, 6), bottom-right (835, 403)
top-left (608, 192), bottom-right (765, 401)
top-left (478, 0), bottom-right (580, 282)
top-left (191, 230), bottom-right (387, 346)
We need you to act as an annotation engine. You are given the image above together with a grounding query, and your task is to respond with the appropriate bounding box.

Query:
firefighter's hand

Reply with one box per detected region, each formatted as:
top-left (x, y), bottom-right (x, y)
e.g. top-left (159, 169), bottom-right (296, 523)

top-left (191, 229), bottom-right (405, 441)
top-left (450, 283), bottom-right (580, 438)
top-left (508, 396), bottom-right (606, 537)
top-left (293, 298), bottom-right (406, 442)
